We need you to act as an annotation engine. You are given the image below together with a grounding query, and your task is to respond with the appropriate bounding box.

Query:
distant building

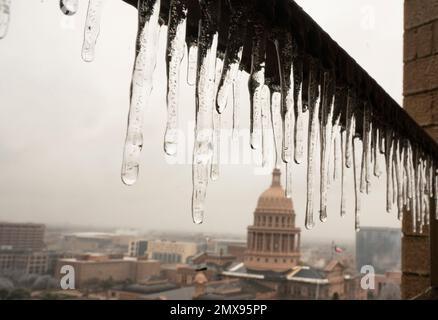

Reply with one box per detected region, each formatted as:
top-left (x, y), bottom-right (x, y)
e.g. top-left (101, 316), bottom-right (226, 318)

top-left (0, 222), bottom-right (49, 275)
top-left (192, 252), bottom-right (237, 268)
top-left (0, 249), bottom-right (49, 275)
top-left (146, 240), bottom-right (198, 264)
top-left (210, 239), bottom-right (246, 256)
top-left (128, 240), bottom-right (149, 257)
top-left (61, 232), bottom-right (128, 253)
top-left (54, 254), bottom-right (160, 288)
top-left (0, 222), bottom-right (46, 251)
top-left (371, 271), bottom-right (402, 300)
top-left (356, 227), bottom-right (401, 274)
top-left (109, 274), bottom-right (258, 300)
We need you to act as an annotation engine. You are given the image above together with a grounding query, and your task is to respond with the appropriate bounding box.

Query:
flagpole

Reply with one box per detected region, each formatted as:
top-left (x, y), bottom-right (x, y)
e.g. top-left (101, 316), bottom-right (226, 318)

top-left (331, 241), bottom-right (334, 260)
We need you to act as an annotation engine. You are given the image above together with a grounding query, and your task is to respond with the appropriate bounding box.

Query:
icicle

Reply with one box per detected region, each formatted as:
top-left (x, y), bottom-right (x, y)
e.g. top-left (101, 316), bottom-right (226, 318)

top-left (407, 142), bottom-right (414, 200)
top-left (353, 137), bottom-right (361, 232)
top-left (191, 0), bottom-right (219, 224)
top-left (305, 61), bottom-right (320, 230)
top-left (211, 111), bottom-right (221, 181)
top-left (275, 33), bottom-right (294, 163)
top-left (426, 157), bottom-right (433, 198)
top-left (413, 147), bottom-right (421, 232)
top-left (211, 56), bottom-right (224, 181)
top-left (0, 0), bottom-right (11, 39)
top-left (345, 91), bottom-right (355, 168)
top-left (424, 190), bottom-right (430, 226)
top-left (82, 0), bottom-right (105, 62)
top-left (60, 0), bottom-right (78, 16)
top-left (164, 0), bottom-right (188, 156)
top-left (408, 142), bottom-right (417, 231)
top-left (232, 70), bottom-right (242, 139)
top-left (385, 127), bottom-right (394, 213)
top-left (379, 126), bottom-right (386, 154)
top-left (216, 1), bottom-right (246, 114)
top-left (293, 58), bottom-right (305, 164)
top-left (187, 43), bottom-right (198, 86)
top-left (402, 142), bottom-right (409, 208)
top-left (391, 156), bottom-right (397, 214)
top-left (434, 167), bottom-right (438, 220)
top-left (394, 140), bottom-right (404, 220)
top-left (121, 0), bottom-right (161, 186)
top-left (430, 159), bottom-right (435, 200)
top-left (271, 90), bottom-right (282, 168)
top-left (248, 22), bottom-right (267, 150)
top-left (422, 158), bottom-right (428, 228)
top-left (364, 105), bottom-right (372, 184)
top-left (332, 125), bottom-right (341, 182)
top-left (417, 156), bottom-right (424, 233)
top-left (319, 72), bottom-right (335, 223)
top-left (360, 143), bottom-right (366, 194)
top-left (340, 130), bottom-right (347, 217)
top-left (360, 102), bottom-right (371, 193)
top-left (261, 85), bottom-right (273, 169)
top-left (373, 126), bottom-right (382, 177)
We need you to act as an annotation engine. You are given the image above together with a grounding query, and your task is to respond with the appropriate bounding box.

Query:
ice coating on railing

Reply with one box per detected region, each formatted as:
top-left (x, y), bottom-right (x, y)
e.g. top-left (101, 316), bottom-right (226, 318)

top-left (0, 0), bottom-right (11, 39)
top-left (82, 0), bottom-right (106, 62)
top-left (121, 0), bottom-right (161, 186)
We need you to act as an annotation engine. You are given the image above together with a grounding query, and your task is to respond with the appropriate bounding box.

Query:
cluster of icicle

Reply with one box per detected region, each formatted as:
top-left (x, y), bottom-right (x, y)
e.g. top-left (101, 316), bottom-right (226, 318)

top-left (2, 0), bottom-right (437, 232)
top-left (1, 0), bottom-right (104, 58)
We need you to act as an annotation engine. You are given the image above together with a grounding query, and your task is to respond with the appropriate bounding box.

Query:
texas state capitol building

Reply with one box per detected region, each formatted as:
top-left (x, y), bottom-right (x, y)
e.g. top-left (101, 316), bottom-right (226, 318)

top-left (223, 169), bottom-right (365, 300)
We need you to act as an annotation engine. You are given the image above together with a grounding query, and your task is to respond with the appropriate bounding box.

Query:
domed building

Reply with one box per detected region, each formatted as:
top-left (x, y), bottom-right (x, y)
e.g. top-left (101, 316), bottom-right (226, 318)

top-left (244, 169), bottom-right (301, 273)
top-left (222, 169), bottom-right (365, 300)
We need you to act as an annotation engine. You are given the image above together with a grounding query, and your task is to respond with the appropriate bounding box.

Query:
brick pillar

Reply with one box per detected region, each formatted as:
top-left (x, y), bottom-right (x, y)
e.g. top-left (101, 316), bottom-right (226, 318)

top-left (403, 0), bottom-right (438, 299)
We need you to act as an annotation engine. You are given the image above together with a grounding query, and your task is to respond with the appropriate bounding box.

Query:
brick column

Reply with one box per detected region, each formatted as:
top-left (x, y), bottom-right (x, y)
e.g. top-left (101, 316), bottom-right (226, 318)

top-left (403, 0), bottom-right (438, 299)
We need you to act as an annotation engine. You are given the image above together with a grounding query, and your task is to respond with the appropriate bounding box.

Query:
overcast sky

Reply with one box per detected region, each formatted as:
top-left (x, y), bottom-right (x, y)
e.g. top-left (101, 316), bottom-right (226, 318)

top-left (0, 0), bottom-right (403, 240)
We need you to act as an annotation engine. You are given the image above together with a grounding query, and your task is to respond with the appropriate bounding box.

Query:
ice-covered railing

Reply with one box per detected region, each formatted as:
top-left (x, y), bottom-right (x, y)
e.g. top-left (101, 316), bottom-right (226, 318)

top-left (2, 0), bottom-right (438, 233)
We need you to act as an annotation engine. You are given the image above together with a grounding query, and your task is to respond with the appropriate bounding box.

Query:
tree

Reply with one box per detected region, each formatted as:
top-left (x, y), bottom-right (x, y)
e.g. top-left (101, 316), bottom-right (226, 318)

top-left (7, 288), bottom-right (31, 300)
top-left (0, 289), bottom-right (9, 300)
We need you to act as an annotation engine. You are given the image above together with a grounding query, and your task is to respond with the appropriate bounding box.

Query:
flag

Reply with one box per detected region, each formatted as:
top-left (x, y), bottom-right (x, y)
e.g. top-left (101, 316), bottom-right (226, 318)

top-left (334, 246), bottom-right (344, 253)
top-left (332, 241), bottom-right (344, 253)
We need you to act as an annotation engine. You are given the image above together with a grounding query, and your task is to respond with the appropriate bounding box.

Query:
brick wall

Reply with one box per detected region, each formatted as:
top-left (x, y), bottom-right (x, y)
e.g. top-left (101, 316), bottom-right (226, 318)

top-left (403, 0), bottom-right (438, 299)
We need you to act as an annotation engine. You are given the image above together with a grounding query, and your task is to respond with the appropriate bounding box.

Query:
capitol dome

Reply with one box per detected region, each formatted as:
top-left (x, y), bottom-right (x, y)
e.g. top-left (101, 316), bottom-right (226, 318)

top-left (256, 168), bottom-right (294, 214)
top-left (244, 169), bottom-right (301, 273)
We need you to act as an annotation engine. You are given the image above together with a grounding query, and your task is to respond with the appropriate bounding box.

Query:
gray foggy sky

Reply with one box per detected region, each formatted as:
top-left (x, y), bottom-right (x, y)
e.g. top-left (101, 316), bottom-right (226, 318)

top-left (0, 0), bottom-right (402, 240)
